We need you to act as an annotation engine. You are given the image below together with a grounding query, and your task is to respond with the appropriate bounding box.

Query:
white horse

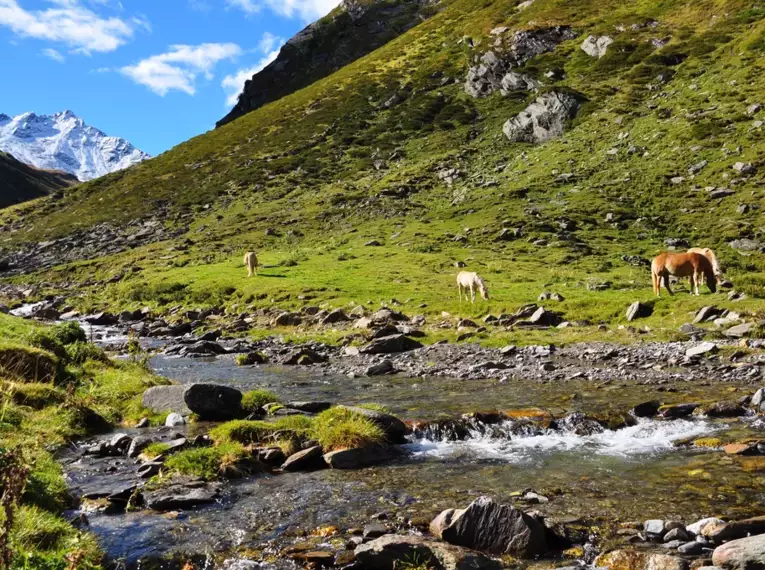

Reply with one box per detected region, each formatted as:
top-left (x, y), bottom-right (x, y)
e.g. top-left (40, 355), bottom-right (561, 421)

top-left (244, 251), bottom-right (258, 277)
top-left (457, 271), bottom-right (489, 303)
top-left (688, 247), bottom-right (722, 278)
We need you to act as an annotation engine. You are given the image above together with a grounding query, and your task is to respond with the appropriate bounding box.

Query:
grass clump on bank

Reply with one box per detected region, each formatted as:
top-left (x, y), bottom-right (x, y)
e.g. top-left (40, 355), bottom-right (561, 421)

top-left (312, 407), bottom-right (385, 452)
top-left (163, 442), bottom-right (250, 480)
top-left (208, 409), bottom-right (385, 452)
top-left (240, 389), bottom-right (281, 414)
top-left (0, 313), bottom-right (166, 569)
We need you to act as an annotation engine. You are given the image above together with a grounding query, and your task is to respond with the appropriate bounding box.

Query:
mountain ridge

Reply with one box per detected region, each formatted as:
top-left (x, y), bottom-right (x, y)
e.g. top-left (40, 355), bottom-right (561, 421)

top-left (217, 0), bottom-right (445, 127)
top-left (0, 110), bottom-right (150, 182)
top-left (0, 150), bottom-right (78, 209)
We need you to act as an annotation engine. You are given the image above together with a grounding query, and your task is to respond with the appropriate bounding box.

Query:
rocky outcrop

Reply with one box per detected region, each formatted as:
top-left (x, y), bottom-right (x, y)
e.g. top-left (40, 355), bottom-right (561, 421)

top-left (430, 497), bottom-right (547, 557)
top-left (464, 26), bottom-right (576, 98)
top-left (503, 92), bottom-right (581, 144)
top-left (217, 0), bottom-right (443, 127)
top-left (355, 534), bottom-right (501, 570)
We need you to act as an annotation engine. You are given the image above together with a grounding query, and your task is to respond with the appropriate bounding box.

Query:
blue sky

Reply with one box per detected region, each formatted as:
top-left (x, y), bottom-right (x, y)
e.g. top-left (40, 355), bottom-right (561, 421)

top-left (0, 0), bottom-right (341, 156)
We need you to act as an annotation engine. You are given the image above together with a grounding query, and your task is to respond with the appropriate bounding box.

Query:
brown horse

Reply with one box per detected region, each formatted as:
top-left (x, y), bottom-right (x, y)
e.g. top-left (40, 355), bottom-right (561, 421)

top-left (651, 252), bottom-right (717, 296)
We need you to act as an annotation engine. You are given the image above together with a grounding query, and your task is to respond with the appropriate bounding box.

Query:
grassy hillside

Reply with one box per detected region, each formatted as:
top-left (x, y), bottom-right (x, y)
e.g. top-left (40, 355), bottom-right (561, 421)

top-left (0, 151), bottom-right (78, 209)
top-left (2, 0), bottom-right (765, 342)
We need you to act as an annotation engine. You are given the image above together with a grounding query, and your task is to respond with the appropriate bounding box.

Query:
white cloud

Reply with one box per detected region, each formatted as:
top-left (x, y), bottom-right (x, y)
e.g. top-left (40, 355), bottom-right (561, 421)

top-left (221, 32), bottom-right (284, 107)
top-left (42, 47), bottom-right (64, 62)
top-left (258, 31), bottom-right (279, 53)
top-left (121, 43), bottom-right (242, 96)
top-left (227, 0), bottom-right (340, 20)
top-left (0, 0), bottom-right (139, 53)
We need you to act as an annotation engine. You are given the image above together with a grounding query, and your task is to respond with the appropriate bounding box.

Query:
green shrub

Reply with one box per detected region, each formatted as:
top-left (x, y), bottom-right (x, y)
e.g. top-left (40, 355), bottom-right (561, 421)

top-left (241, 389), bottom-right (281, 413)
top-left (163, 442), bottom-right (248, 480)
top-left (64, 342), bottom-right (108, 366)
top-left (312, 407), bottom-right (385, 451)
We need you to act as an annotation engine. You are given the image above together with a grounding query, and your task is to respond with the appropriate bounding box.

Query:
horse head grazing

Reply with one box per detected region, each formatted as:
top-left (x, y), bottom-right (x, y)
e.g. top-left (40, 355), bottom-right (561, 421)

top-left (699, 254), bottom-right (718, 293)
top-left (477, 277), bottom-right (489, 300)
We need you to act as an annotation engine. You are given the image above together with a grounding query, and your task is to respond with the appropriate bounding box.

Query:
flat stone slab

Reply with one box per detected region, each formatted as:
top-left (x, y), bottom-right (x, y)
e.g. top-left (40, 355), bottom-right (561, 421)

top-left (142, 385), bottom-right (190, 415)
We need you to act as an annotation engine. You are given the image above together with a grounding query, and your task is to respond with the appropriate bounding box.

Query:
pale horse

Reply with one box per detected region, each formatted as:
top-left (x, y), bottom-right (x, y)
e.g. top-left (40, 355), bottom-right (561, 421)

top-left (244, 251), bottom-right (259, 277)
top-left (456, 271), bottom-right (489, 303)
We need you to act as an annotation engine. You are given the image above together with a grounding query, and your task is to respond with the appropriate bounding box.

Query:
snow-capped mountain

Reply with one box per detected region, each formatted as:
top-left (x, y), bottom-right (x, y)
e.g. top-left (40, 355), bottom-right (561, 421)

top-left (0, 111), bottom-right (150, 181)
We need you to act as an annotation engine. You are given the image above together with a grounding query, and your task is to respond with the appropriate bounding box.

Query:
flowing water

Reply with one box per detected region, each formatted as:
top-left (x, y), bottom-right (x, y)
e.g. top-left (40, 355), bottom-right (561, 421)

top-left (59, 352), bottom-right (765, 567)
top-left (8, 311), bottom-right (755, 566)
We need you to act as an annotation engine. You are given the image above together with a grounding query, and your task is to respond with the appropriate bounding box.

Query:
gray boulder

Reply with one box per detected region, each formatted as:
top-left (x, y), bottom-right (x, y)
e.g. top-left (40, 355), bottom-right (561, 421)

top-left (281, 446), bottom-right (325, 472)
top-left (430, 496), bottom-right (547, 557)
top-left (725, 323), bottom-right (756, 338)
top-left (729, 238), bottom-right (764, 252)
top-left (503, 92), bottom-right (580, 144)
top-left (626, 301), bottom-right (653, 321)
top-left (581, 35), bottom-right (613, 58)
top-left (142, 385), bottom-right (191, 415)
top-left (355, 534), bottom-right (501, 570)
top-left (183, 384), bottom-right (242, 421)
top-left (713, 534), bottom-right (765, 570)
top-left (361, 334), bottom-right (423, 354)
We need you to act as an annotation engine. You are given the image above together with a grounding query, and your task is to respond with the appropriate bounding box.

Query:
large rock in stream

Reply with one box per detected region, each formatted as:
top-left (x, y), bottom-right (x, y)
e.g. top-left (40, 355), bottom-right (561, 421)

top-left (355, 534), bottom-right (501, 570)
top-left (430, 496), bottom-right (547, 557)
top-left (145, 480), bottom-right (221, 511)
top-left (183, 384), bottom-right (242, 421)
top-left (142, 383), bottom-right (243, 420)
top-left (713, 534), bottom-right (765, 570)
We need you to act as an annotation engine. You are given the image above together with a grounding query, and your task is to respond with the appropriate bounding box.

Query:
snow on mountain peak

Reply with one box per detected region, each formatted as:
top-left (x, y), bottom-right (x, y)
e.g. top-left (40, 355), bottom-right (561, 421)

top-left (0, 111), bottom-right (150, 181)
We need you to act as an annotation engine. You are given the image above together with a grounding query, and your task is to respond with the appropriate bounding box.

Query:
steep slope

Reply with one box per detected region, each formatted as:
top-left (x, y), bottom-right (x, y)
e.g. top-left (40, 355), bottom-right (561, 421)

top-left (0, 151), bottom-right (78, 208)
top-left (0, 111), bottom-right (150, 181)
top-left (217, 0), bottom-right (446, 127)
top-left (2, 0), bottom-right (765, 341)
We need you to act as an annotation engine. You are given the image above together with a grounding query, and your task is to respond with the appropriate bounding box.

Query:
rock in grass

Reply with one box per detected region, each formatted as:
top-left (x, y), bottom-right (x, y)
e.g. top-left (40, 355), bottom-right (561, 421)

top-left (355, 534), bottom-right (501, 570)
top-left (724, 323), bottom-right (756, 338)
top-left (360, 334), bottom-right (423, 354)
top-left (626, 302), bottom-right (652, 322)
top-left (281, 446), bottom-right (326, 472)
top-left (503, 91), bottom-right (580, 144)
top-left (183, 384), bottom-right (242, 421)
top-left (581, 35), bottom-right (613, 58)
top-left (431, 496), bottom-right (547, 557)
top-left (712, 533), bottom-right (765, 569)
top-left (324, 445), bottom-right (397, 469)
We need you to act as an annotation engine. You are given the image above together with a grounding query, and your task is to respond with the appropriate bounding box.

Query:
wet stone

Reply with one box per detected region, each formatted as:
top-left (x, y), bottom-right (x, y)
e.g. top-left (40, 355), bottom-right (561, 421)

top-left (281, 446), bottom-right (325, 472)
top-left (363, 523), bottom-right (389, 539)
